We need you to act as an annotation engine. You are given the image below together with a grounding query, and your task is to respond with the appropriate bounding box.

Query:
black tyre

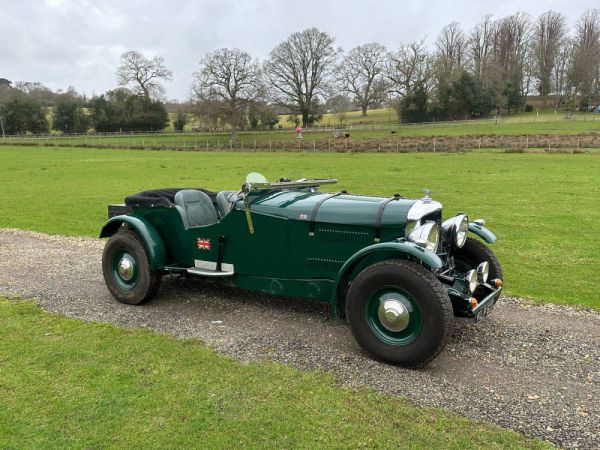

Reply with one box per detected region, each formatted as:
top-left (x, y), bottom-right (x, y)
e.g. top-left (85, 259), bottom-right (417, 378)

top-left (346, 260), bottom-right (453, 368)
top-left (102, 229), bottom-right (162, 305)
top-left (453, 237), bottom-right (503, 281)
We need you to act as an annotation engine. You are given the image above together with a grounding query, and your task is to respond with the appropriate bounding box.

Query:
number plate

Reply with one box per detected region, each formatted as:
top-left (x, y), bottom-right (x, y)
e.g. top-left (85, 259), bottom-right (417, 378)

top-left (475, 303), bottom-right (494, 323)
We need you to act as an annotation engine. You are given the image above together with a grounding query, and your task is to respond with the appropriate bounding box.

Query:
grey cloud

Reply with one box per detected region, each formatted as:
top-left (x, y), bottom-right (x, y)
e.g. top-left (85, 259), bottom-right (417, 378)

top-left (0, 0), bottom-right (597, 99)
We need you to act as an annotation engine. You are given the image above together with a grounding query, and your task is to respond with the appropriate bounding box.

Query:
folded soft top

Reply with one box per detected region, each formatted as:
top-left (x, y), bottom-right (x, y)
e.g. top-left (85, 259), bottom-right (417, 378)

top-left (125, 188), bottom-right (217, 208)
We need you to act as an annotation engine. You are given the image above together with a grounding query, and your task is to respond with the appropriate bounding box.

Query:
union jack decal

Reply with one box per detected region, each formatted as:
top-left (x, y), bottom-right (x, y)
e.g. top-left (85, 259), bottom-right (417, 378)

top-left (197, 238), bottom-right (211, 251)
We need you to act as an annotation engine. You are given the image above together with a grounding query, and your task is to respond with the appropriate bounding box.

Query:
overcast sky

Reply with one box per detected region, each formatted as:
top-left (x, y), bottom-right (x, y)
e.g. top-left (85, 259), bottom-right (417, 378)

top-left (1, 0), bottom-right (597, 100)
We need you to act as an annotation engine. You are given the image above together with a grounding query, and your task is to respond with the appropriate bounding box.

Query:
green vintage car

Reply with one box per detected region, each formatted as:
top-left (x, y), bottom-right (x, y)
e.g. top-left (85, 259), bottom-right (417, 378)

top-left (100, 173), bottom-right (503, 367)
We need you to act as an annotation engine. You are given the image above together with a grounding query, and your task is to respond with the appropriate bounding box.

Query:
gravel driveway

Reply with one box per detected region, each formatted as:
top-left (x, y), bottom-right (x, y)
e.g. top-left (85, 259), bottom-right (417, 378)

top-left (1, 228), bottom-right (598, 449)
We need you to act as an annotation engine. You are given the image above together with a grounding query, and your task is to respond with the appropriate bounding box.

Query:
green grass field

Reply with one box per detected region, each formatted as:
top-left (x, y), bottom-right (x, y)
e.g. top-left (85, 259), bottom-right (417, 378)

top-left (0, 146), bottom-right (598, 309)
top-left (0, 298), bottom-right (551, 449)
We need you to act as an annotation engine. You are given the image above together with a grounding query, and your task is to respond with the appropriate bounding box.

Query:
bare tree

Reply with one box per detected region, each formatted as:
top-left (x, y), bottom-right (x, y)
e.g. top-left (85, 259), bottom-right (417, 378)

top-left (0, 85), bottom-right (8, 138)
top-left (191, 48), bottom-right (261, 140)
top-left (386, 40), bottom-right (434, 99)
top-left (467, 15), bottom-right (497, 86)
top-left (0, 79), bottom-right (14, 137)
top-left (532, 11), bottom-right (567, 108)
top-left (336, 43), bottom-right (388, 116)
top-left (571, 9), bottom-right (600, 106)
top-left (553, 38), bottom-right (574, 108)
top-left (117, 51), bottom-right (173, 100)
top-left (435, 22), bottom-right (467, 84)
top-left (265, 28), bottom-right (338, 127)
top-left (192, 99), bottom-right (228, 132)
top-left (327, 95), bottom-right (352, 125)
top-left (484, 12), bottom-right (532, 112)
top-left (12, 81), bottom-right (56, 106)
top-left (493, 13), bottom-right (532, 84)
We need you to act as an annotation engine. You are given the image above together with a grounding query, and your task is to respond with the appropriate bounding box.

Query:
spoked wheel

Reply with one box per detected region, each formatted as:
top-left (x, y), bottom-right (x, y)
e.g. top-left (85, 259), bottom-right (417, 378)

top-left (102, 229), bottom-right (161, 305)
top-left (347, 259), bottom-right (453, 368)
top-left (453, 237), bottom-right (503, 281)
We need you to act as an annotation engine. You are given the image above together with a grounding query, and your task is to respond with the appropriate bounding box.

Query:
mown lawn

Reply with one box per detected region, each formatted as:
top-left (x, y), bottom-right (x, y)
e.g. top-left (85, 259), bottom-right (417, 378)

top-left (0, 146), bottom-right (598, 309)
top-left (0, 299), bottom-right (551, 449)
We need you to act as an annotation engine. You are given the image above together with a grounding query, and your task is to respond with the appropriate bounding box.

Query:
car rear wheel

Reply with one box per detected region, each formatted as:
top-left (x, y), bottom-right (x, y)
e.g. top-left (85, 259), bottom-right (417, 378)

top-left (102, 228), bottom-right (161, 305)
top-left (453, 237), bottom-right (503, 281)
top-left (346, 259), bottom-right (453, 368)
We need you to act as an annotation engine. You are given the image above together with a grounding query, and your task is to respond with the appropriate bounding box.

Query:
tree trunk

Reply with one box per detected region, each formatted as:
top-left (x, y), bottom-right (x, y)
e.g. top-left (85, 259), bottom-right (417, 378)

top-left (361, 105), bottom-right (368, 116)
top-left (302, 110), bottom-right (310, 128)
top-left (230, 107), bottom-right (239, 141)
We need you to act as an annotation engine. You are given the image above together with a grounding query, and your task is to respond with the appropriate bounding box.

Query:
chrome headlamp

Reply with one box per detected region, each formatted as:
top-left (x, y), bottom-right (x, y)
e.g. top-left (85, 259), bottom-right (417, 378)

top-left (477, 261), bottom-right (489, 283)
top-left (465, 269), bottom-right (478, 293)
top-left (442, 214), bottom-right (469, 248)
top-left (407, 221), bottom-right (439, 253)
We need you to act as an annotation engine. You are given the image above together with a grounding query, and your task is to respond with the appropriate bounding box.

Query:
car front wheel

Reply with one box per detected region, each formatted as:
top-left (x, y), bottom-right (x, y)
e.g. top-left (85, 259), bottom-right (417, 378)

top-left (102, 228), bottom-right (162, 305)
top-left (346, 259), bottom-right (453, 368)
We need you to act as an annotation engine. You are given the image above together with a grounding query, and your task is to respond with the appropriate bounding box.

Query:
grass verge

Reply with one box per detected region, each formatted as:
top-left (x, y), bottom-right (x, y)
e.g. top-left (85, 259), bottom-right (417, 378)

top-left (0, 299), bottom-right (551, 449)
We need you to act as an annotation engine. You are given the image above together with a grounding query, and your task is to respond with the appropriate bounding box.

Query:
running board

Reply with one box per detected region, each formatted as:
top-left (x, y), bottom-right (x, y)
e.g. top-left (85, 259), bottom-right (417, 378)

top-left (187, 267), bottom-right (234, 277)
top-left (187, 260), bottom-right (234, 277)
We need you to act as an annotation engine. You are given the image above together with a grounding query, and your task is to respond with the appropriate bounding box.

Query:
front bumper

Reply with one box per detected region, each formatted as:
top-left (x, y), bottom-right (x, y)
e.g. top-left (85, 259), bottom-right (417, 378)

top-left (439, 272), bottom-right (503, 318)
top-left (468, 284), bottom-right (502, 319)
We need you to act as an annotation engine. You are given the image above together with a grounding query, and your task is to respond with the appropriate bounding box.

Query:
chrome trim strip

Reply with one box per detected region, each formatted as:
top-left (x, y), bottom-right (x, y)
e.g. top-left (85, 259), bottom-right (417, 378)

top-left (187, 267), bottom-right (234, 277)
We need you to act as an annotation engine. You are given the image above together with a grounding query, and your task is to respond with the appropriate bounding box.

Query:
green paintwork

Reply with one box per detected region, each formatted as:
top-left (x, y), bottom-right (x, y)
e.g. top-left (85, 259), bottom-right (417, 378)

top-left (331, 240), bottom-right (443, 301)
top-left (251, 190), bottom-right (415, 228)
top-left (99, 215), bottom-right (166, 270)
top-left (100, 184), bottom-right (501, 318)
top-left (468, 223), bottom-right (497, 244)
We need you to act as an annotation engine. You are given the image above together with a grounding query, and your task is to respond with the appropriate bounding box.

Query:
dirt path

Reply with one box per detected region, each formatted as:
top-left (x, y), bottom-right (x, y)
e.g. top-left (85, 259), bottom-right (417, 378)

top-left (1, 228), bottom-right (598, 449)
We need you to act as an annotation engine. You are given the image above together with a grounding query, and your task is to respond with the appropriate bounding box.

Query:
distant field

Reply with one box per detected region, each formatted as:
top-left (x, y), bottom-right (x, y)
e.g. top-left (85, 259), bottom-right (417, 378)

top-left (294, 107), bottom-right (600, 128)
top-left (1, 146), bottom-right (598, 310)
top-left (3, 109), bottom-right (600, 150)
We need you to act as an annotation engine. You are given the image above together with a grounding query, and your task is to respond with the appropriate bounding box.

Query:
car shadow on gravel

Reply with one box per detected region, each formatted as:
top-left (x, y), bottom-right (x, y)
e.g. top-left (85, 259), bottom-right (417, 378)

top-left (155, 273), bottom-right (475, 347)
top-left (159, 274), bottom-right (333, 318)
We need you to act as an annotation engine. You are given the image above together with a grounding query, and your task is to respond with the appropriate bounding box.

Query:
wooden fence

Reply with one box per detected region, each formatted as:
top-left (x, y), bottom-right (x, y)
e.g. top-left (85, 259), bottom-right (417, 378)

top-left (2, 133), bottom-right (600, 153)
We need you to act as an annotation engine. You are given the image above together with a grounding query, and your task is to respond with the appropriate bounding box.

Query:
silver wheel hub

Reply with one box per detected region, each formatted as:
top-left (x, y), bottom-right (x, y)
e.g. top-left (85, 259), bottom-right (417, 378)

top-left (378, 299), bottom-right (410, 332)
top-left (118, 256), bottom-right (135, 281)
